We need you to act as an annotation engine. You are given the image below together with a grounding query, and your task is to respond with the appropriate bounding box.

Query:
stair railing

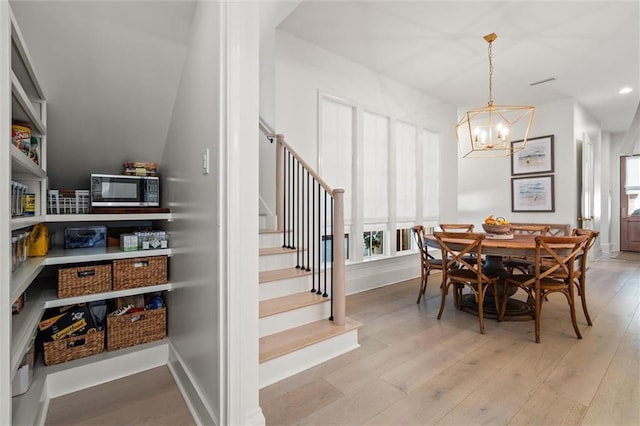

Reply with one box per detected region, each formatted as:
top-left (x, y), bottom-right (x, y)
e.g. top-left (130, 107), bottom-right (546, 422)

top-left (259, 121), bottom-right (346, 326)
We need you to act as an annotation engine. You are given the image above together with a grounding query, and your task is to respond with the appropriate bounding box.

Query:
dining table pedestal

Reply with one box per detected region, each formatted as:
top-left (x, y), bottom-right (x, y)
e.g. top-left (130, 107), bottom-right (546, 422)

top-left (459, 254), bottom-right (535, 321)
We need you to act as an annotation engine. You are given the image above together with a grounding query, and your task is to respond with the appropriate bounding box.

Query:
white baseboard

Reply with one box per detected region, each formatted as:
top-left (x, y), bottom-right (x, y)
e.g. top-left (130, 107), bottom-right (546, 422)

top-left (167, 341), bottom-right (219, 426)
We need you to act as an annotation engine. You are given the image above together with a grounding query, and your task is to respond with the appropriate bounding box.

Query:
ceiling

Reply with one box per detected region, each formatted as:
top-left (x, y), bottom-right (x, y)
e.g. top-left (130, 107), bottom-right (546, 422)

top-left (278, 0), bottom-right (640, 133)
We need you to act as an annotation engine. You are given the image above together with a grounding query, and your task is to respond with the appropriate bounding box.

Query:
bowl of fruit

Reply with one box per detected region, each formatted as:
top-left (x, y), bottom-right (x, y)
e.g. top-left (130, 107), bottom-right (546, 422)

top-left (482, 215), bottom-right (511, 234)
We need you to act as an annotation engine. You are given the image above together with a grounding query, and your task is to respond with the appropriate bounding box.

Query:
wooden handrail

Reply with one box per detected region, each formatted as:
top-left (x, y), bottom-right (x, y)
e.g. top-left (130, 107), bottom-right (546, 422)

top-left (275, 134), bottom-right (337, 195)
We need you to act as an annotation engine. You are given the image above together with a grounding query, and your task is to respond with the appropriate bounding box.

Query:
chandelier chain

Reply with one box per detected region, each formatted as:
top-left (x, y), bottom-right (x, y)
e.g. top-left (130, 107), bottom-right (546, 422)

top-left (488, 41), bottom-right (493, 105)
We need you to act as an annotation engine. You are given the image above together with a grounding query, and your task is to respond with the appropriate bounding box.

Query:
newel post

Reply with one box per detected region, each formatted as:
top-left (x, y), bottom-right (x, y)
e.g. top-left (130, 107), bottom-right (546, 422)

top-left (275, 135), bottom-right (284, 231)
top-left (332, 189), bottom-right (346, 326)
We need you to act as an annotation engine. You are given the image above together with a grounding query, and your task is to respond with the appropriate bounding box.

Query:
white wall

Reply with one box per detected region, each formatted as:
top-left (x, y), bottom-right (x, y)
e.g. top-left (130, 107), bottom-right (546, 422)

top-left (11, 1), bottom-right (194, 189)
top-left (458, 98), bottom-right (577, 229)
top-left (574, 101), bottom-right (605, 255)
top-left (258, 3), bottom-right (301, 220)
top-left (274, 30), bottom-right (458, 291)
top-left (160, 2), bottom-right (222, 423)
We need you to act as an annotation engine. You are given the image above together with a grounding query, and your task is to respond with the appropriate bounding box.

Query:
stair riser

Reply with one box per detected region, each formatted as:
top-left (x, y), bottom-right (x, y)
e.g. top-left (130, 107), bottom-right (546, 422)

top-left (259, 330), bottom-right (360, 388)
top-left (260, 251), bottom-right (303, 271)
top-left (260, 275), bottom-right (320, 301)
top-left (260, 301), bottom-right (331, 338)
top-left (259, 232), bottom-right (289, 248)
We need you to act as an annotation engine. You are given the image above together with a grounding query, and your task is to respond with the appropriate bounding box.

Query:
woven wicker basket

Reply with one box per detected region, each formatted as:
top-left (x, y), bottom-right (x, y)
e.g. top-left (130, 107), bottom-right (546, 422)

top-left (112, 256), bottom-right (167, 290)
top-left (58, 264), bottom-right (112, 298)
top-left (43, 330), bottom-right (105, 366)
top-left (106, 307), bottom-right (166, 351)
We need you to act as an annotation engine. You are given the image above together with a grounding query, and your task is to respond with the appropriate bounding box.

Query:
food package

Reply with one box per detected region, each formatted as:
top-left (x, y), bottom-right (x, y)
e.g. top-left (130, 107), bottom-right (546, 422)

top-left (38, 304), bottom-right (97, 342)
top-left (12, 123), bottom-right (31, 156)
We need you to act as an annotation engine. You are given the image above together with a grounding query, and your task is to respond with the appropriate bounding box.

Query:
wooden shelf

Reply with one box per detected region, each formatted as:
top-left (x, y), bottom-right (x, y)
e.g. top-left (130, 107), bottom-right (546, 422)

top-left (10, 282), bottom-right (173, 380)
top-left (10, 215), bottom-right (45, 231)
top-left (11, 71), bottom-right (46, 135)
top-left (10, 143), bottom-right (46, 179)
top-left (10, 248), bottom-right (173, 305)
top-left (44, 212), bottom-right (173, 222)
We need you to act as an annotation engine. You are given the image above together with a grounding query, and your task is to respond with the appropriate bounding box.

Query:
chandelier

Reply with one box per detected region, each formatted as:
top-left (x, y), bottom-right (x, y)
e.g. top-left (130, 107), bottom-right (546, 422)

top-left (455, 33), bottom-right (535, 158)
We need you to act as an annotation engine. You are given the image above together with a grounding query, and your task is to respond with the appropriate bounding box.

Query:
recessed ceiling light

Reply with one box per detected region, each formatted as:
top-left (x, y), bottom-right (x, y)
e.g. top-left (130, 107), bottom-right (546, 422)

top-left (619, 87), bottom-right (633, 94)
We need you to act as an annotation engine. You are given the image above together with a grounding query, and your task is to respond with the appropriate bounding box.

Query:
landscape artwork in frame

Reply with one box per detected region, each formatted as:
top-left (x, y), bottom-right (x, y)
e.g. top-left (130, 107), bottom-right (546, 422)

top-left (511, 135), bottom-right (554, 176)
top-left (511, 175), bottom-right (555, 212)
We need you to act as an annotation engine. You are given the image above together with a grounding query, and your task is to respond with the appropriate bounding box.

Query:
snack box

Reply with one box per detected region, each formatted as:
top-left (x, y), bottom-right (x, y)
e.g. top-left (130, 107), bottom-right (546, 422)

top-left (38, 304), bottom-right (97, 342)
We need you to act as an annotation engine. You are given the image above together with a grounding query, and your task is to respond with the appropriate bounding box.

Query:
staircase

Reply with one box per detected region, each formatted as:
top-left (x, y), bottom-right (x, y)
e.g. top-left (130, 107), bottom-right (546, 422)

top-left (258, 229), bottom-right (361, 388)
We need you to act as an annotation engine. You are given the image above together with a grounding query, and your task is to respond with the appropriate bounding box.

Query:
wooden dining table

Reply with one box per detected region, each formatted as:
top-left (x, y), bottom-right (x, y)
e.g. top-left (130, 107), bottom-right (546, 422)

top-left (424, 233), bottom-right (571, 321)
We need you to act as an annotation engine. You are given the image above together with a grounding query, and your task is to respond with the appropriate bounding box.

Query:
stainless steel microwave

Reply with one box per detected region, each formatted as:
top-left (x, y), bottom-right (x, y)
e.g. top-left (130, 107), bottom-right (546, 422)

top-left (90, 174), bottom-right (159, 207)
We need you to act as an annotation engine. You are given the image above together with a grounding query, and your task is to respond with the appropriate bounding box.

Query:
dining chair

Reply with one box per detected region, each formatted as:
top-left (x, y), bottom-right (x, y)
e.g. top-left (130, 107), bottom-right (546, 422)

top-left (499, 235), bottom-right (589, 343)
top-left (434, 232), bottom-right (500, 334)
top-left (439, 223), bottom-right (478, 266)
top-left (502, 224), bottom-right (550, 274)
top-left (571, 228), bottom-right (600, 325)
top-left (413, 225), bottom-right (446, 303)
top-left (439, 223), bottom-right (474, 232)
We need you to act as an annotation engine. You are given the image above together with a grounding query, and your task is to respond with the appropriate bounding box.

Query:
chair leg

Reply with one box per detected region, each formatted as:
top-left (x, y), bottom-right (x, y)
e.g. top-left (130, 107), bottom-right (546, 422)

top-left (437, 280), bottom-right (448, 319)
top-left (493, 283), bottom-right (501, 322)
top-left (498, 283), bottom-right (510, 322)
top-left (416, 269), bottom-right (428, 303)
top-left (579, 279), bottom-right (593, 326)
top-left (477, 284), bottom-right (485, 334)
top-left (566, 289), bottom-right (583, 340)
top-left (534, 291), bottom-right (542, 343)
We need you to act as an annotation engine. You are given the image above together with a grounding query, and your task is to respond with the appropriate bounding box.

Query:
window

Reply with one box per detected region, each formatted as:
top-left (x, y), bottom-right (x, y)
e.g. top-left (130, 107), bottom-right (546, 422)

top-left (396, 122), bottom-right (417, 221)
top-left (422, 129), bottom-right (439, 219)
top-left (363, 230), bottom-right (384, 257)
top-left (320, 97), bottom-right (354, 223)
top-left (363, 111), bottom-right (389, 222)
top-left (396, 227), bottom-right (414, 252)
top-left (321, 234), bottom-right (350, 263)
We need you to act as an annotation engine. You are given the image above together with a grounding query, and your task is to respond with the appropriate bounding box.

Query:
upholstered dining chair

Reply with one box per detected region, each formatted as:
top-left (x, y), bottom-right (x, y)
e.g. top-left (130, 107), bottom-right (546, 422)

top-left (499, 235), bottom-right (589, 343)
top-left (571, 228), bottom-right (600, 325)
top-left (413, 225), bottom-right (446, 303)
top-left (502, 224), bottom-right (550, 274)
top-left (434, 232), bottom-right (500, 334)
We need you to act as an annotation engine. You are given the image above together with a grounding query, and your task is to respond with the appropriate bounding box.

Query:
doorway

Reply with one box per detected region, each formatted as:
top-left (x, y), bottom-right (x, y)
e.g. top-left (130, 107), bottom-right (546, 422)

top-left (620, 155), bottom-right (640, 252)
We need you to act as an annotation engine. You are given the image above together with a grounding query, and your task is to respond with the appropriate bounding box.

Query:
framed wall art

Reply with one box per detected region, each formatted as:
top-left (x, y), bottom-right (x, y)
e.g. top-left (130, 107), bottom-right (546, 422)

top-left (511, 175), bottom-right (555, 212)
top-left (511, 134), bottom-right (554, 176)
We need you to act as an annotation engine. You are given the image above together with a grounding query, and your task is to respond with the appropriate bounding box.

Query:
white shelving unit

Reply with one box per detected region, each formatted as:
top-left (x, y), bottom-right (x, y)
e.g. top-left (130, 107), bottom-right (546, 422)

top-left (3, 7), bottom-right (174, 424)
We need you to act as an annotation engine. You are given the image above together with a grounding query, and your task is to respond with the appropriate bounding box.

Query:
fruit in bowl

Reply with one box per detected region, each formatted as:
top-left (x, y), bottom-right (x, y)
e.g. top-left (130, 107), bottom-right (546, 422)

top-left (483, 215), bottom-right (511, 234)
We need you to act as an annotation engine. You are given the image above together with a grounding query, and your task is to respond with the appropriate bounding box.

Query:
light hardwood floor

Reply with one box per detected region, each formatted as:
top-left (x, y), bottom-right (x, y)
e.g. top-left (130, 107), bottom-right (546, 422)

top-left (260, 254), bottom-right (640, 425)
top-left (45, 255), bottom-right (639, 425)
top-left (45, 366), bottom-right (195, 426)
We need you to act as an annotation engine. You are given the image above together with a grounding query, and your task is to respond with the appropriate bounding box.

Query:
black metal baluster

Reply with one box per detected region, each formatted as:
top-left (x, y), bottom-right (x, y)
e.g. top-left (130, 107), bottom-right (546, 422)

top-left (301, 168), bottom-right (306, 270)
top-left (310, 178), bottom-right (316, 293)
top-left (317, 182), bottom-right (322, 295)
top-left (306, 171), bottom-right (311, 272)
top-left (283, 147), bottom-right (288, 248)
top-left (291, 155), bottom-right (295, 250)
top-left (323, 191), bottom-right (328, 297)
top-left (328, 197), bottom-right (334, 320)
top-left (295, 160), bottom-right (300, 267)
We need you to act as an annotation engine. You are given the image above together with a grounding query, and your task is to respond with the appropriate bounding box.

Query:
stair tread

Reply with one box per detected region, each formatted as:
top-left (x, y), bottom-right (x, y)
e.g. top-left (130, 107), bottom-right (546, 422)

top-left (259, 317), bottom-right (362, 363)
top-left (259, 267), bottom-right (312, 283)
top-left (259, 246), bottom-right (297, 256)
top-left (259, 229), bottom-right (284, 235)
top-left (260, 291), bottom-right (328, 318)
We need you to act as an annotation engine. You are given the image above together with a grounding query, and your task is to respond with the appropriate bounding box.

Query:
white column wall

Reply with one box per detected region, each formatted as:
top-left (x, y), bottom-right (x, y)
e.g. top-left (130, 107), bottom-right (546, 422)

top-left (162, 2), bottom-right (263, 424)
